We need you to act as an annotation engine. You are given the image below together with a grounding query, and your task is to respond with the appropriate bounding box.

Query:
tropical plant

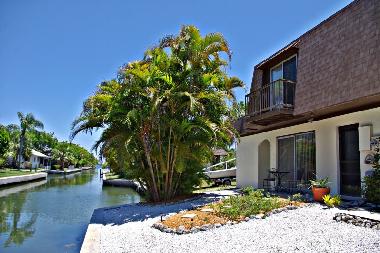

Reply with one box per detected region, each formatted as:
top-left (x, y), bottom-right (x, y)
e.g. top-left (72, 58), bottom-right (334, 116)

top-left (16, 112), bottom-right (44, 168)
top-left (322, 194), bottom-right (341, 208)
top-left (52, 141), bottom-right (72, 169)
top-left (310, 177), bottom-right (330, 188)
top-left (363, 137), bottom-right (380, 203)
top-left (28, 130), bottom-right (57, 155)
top-left (72, 25), bottom-right (244, 202)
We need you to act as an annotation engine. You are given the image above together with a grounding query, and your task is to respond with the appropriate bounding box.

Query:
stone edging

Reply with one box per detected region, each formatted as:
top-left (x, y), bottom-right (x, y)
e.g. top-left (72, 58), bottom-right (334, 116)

top-left (334, 213), bottom-right (380, 230)
top-left (152, 205), bottom-right (302, 235)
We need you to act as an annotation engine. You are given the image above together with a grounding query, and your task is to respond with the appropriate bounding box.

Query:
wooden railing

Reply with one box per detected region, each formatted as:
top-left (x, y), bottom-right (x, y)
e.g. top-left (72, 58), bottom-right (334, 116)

top-left (245, 79), bottom-right (296, 116)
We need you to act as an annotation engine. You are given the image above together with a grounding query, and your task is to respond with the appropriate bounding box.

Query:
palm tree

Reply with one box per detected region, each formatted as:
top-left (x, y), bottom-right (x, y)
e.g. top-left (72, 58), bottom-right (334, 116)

top-left (72, 26), bottom-right (244, 202)
top-left (52, 141), bottom-right (73, 170)
top-left (17, 112), bottom-right (44, 169)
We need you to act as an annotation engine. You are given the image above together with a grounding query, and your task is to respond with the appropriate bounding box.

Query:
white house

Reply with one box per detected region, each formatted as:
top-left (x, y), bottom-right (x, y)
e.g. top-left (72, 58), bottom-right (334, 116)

top-left (236, 0), bottom-right (380, 198)
top-left (27, 149), bottom-right (51, 169)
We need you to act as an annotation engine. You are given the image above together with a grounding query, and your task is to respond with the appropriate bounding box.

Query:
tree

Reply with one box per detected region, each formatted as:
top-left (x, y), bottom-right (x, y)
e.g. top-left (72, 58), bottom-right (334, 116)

top-left (0, 126), bottom-right (10, 167)
top-left (17, 112), bottom-right (44, 168)
top-left (28, 130), bottom-right (57, 155)
top-left (72, 26), bottom-right (244, 202)
top-left (0, 126), bottom-right (10, 157)
top-left (51, 141), bottom-right (97, 169)
top-left (52, 141), bottom-right (72, 169)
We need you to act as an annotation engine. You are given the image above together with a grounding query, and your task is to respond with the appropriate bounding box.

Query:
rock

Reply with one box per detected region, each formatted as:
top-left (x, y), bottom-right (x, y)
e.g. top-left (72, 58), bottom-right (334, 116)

top-left (190, 227), bottom-right (199, 233)
top-left (164, 228), bottom-right (174, 233)
top-left (255, 213), bottom-right (265, 219)
top-left (226, 221), bottom-right (232, 225)
top-left (176, 225), bottom-right (186, 234)
top-left (215, 223), bottom-right (222, 228)
top-left (249, 215), bottom-right (256, 219)
top-left (335, 216), bottom-right (342, 222)
top-left (244, 217), bottom-right (250, 222)
top-left (200, 224), bottom-right (210, 231)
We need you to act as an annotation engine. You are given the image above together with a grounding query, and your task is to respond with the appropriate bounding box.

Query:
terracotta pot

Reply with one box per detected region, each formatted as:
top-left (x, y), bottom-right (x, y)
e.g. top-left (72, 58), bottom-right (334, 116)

top-left (312, 187), bottom-right (330, 202)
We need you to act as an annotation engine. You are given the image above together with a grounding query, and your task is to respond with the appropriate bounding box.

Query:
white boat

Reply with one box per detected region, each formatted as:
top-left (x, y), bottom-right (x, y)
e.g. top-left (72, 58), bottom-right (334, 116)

top-left (205, 167), bottom-right (236, 179)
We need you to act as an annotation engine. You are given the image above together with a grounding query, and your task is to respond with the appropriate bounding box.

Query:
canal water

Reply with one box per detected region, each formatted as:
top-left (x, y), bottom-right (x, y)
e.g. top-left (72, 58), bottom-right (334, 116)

top-left (0, 168), bottom-right (141, 253)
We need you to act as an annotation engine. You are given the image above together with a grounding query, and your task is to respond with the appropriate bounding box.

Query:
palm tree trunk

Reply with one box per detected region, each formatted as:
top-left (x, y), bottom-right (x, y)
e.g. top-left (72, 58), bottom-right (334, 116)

top-left (141, 135), bottom-right (160, 202)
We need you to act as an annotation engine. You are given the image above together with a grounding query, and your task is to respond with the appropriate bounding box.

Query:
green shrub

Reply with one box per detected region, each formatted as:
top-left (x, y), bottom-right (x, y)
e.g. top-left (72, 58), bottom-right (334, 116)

top-left (363, 137), bottom-right (380, 204)
top-left (241, 186), bottom-right (255, 195)
top-left (213, 189), bottom-right (285, 220)
top-left (322, 194), bottom-right (341, 207)
top-left (363, 170), bottom-right (380, 204)
top-left (53, 164), bottom-right (61, 170)
top-left (290, 193), bottom-right (305, 202)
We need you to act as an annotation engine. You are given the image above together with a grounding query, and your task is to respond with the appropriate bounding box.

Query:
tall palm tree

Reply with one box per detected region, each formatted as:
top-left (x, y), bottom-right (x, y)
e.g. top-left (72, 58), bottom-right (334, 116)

top-left (72, 26), bottom-right (244, 202)
top-left (17, 112), bottom-right (44, 169)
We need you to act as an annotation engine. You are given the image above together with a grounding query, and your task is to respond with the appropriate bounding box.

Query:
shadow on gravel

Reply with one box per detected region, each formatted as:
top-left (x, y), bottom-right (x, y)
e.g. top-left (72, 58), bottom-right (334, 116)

top-left (89, 191), bottom-right (237, 226)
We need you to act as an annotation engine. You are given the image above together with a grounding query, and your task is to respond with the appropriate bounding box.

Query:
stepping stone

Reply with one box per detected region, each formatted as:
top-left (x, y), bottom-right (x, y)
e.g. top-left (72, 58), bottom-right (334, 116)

top-left (181, 213), bottom-right (197, 219)
top-left (200, 208), bottom-right (214, 213)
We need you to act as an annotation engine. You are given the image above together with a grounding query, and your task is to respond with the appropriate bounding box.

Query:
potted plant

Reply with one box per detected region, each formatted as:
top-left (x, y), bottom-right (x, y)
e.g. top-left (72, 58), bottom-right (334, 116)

top-left (310, 177), bottom-right (330, 202)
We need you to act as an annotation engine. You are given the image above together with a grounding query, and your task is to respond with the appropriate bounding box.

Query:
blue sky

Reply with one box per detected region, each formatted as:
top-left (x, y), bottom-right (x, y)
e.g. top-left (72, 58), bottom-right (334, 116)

top-left (0, 0), bottom-right (353, 151)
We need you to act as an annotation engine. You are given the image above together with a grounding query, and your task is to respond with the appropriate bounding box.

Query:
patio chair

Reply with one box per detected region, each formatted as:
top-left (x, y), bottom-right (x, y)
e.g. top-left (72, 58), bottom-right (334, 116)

top-left (262, 169), bottom-right (276, 192)
top-left (284, 180), bottom-right (299, 194)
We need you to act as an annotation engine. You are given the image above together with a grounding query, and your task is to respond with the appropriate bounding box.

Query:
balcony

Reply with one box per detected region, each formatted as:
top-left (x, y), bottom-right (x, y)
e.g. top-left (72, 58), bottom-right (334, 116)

top-left (245, 79), bottom-right (296, 125)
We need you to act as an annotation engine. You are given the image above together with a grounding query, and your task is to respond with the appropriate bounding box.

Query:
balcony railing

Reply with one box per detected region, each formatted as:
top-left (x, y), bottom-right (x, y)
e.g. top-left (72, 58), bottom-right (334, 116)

top-left (245, 79), bottom-right (296, 116)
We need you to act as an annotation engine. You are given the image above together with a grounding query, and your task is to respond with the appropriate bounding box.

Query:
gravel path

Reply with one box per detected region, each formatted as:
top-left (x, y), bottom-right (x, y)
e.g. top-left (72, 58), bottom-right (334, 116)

top-left (91, 192), bottom-right (380, 253)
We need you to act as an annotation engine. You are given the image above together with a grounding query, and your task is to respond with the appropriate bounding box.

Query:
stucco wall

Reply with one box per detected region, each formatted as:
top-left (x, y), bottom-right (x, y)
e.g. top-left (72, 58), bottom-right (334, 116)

top-left (237, 107), bottom-right (380, 195)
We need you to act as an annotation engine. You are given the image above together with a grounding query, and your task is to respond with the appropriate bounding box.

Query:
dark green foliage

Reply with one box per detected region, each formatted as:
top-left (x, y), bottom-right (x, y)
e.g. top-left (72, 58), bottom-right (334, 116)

top-left (363, 170), bottom-right (380, 204)
top-left (0, 126), bottom-right (10, 157)
top-left (363, 138), bottom-right (380, 204)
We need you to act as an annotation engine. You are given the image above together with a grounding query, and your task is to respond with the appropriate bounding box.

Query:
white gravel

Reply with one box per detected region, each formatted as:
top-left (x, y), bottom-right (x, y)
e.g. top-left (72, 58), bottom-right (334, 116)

top-left (92, 192), bottom-right (380, 253)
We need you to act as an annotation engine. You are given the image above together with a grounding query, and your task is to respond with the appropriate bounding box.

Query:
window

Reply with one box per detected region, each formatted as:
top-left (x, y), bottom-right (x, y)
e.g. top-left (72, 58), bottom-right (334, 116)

top-left (269, 55), bottom-right (297, 107)
top-left (270, 55), bottom-right (297, 82)
top-left (277, 131), bottom-right (316, 183)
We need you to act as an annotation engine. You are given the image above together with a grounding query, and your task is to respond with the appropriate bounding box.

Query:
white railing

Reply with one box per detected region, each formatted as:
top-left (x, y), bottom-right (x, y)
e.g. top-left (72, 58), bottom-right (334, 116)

top-left (204, 158), bottom-right (236, 171)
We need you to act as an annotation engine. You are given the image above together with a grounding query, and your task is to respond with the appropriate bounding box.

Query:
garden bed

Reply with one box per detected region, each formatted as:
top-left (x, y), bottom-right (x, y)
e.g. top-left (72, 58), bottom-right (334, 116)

top-left (153, 188), bottom-right (305, 234)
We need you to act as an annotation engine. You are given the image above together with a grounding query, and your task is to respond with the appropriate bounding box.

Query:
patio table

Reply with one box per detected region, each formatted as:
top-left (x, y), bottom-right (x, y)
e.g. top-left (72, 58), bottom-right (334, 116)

top-left (270, 171), bottom-right (290, 192)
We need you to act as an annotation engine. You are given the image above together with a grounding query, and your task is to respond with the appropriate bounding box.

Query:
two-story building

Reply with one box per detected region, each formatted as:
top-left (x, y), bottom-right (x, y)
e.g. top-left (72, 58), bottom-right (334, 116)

top-left (236, 0), bottom-right (380, 198)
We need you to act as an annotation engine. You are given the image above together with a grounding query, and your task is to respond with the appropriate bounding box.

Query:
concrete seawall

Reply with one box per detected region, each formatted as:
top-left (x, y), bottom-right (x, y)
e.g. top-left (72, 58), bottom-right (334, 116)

top-left (0, 172), bottom-right (47, 186)
top-left (102, 176), bottom-right (144, 194)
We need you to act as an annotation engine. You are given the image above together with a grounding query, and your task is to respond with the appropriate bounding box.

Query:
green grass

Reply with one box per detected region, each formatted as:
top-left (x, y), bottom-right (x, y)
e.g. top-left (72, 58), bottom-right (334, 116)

top-left (193, 179), bottom-right (237, 193)
top-left (0, 168), bottom-right (36, 178)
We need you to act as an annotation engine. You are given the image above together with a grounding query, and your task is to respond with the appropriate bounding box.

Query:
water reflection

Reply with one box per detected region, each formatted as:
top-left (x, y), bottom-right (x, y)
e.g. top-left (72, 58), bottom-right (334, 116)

top-left (0, 191), bottom-right (37, 247)
top-left (0, 169), bottom-right (141, 253)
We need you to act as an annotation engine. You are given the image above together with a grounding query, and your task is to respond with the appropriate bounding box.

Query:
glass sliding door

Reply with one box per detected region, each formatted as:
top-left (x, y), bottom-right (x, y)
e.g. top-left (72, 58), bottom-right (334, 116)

top-left (277, 132), bottom-right (316, 185)
top-left (295, 132), bottom-right (316, 183)
top-left (277, 136), bottom-right (295, 181)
